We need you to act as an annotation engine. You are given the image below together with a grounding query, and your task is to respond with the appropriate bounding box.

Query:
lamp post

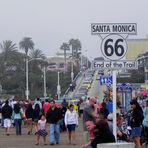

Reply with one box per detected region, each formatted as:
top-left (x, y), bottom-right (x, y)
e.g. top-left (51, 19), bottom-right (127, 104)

top-left (57, 71), bottom-right (61, 99)
top-left (43, 67), bottom-right (47, 98)
top-left (84, 50), bottom-right (88, 69)
top-left (25, 57), bottom-right (42, 100)
top-left (0, 84), bottom-right (2, 94)
top-left (26, 57), bottom-right (29, 100)
top-left (80, 53), bottom-right (83, 71)
top-left (71, 61), bottom-right (74, 83)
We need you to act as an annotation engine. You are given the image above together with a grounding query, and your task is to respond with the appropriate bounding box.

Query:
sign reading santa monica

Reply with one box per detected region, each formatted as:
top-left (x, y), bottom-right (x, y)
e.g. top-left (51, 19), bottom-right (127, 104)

top-left (91, 23), bottom-right (138, 69)
top-left (91, 23), bottom-right (137, 35)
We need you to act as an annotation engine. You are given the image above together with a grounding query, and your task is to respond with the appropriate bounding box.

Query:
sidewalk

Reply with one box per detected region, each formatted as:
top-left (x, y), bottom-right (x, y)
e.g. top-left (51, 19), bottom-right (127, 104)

top-left (0, 119), bottom-right (84, 148)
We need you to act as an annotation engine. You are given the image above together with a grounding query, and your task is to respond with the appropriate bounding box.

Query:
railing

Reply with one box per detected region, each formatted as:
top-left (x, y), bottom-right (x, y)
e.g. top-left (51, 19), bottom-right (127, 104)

top-left (63, 71), bottom-right (82, 98)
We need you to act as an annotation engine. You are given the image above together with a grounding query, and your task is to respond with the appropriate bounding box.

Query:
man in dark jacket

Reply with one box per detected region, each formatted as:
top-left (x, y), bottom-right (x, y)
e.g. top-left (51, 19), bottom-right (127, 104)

top-left (46, 100), bottom-right (61, 145)
top-left (2, 100), bottom-right (13, 135)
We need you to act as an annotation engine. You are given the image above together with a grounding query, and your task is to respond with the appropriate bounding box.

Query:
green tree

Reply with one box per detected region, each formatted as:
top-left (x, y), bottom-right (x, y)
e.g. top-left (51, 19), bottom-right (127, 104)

top-left (69, 39), bottom-right (81, 69)
top-left (0, 40), bottom-right (18, 85)
top-left (69, 39), bottom-right (81, 58)
top-left (27, 49), bottom-right (47, 98)
top-left (29, 49), bottom-right (45, 59)
top-left (60, 42), bottom-right (70, 65)
top-left (19, 37), bottom-right (34, 55)
top-left (0, 40), bottom-right (18, 61)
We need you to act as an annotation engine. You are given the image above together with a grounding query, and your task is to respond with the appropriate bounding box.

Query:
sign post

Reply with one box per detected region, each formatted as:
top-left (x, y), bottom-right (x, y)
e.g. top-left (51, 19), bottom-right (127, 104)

top-left (91, 23), bottom-right (137, 140)
top-left (112, 70), bottom-right (117, 139)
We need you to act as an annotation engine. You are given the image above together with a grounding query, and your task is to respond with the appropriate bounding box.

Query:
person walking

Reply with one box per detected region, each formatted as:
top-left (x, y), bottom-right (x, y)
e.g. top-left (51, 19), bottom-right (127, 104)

top-left (1, 100), bottom-right (13, 136)
top-left (25, 103), bottom-right (34, 135)
top-left (12, 103), bottom-right (23, 135)
top-left (64, 104), bottom-right (78, 145)
top-left (35, 114), bottom-right (48, 145)
top-left (46, 100), bottom-right (61, 145)
top-left (143, 100), bottom-right (148, 148)
top-left (130, 99), bottom-right (144, 148)
top-left (42, 99), bottom-right (50, 115)
top-left (33, 103), bottom-right (42, 135)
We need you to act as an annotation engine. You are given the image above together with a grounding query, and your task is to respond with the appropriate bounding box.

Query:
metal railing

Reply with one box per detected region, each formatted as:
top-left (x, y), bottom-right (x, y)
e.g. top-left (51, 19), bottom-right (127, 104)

top-left (63, 71), bottom-right (82, 98)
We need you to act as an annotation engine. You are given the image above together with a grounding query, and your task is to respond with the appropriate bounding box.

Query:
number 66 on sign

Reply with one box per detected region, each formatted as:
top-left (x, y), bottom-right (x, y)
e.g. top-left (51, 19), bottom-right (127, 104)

top-left (101, 34), bottom-right (127, 61)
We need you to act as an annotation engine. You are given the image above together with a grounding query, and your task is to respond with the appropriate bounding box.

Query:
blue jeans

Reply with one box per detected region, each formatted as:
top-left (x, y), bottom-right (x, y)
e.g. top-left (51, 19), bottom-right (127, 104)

top-left (14, 119), bottom-right (22, 135)
top-left (49, 123), bottom-right (60, 144)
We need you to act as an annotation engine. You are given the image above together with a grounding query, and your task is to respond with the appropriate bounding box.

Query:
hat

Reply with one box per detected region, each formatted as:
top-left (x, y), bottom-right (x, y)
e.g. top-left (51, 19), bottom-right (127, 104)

top-left (130, 99), bottom-right (137, 105)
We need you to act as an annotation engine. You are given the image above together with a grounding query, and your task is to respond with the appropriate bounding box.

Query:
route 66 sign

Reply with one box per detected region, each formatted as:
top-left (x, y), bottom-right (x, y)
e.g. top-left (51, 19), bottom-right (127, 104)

top-left (101, 34), bottom-right (127, 60)
top-left (91, 23), bottom-right (137, 61)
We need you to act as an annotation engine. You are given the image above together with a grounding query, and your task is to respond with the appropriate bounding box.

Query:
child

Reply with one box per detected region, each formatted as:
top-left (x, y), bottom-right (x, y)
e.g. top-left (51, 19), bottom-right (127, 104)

top-left (81, 121), bottom-right (95, 148)
top-left (35, 115), bottom-right (47, 145)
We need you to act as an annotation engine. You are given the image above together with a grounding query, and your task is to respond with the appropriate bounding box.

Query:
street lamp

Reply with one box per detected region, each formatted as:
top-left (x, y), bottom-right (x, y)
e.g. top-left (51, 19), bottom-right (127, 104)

top-left (69, 44), bottom-right (74, 83)
top-left (43, 67), bottom-right (47, 98)
top-left (71, 61), bottom-right (74, 83)
top-left (25, 57), bottom-right (42, 100)
top-left (80, 53), bottom-right (83, 71)
top-left (57, 71), bottom-right (61, 99)
top-left (84, 50), bottom-right (89, 69)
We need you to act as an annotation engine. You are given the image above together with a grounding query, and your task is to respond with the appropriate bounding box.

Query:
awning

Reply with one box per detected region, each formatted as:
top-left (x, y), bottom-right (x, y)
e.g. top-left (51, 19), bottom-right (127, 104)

top-left (138, 90), bottom-right (148, 95)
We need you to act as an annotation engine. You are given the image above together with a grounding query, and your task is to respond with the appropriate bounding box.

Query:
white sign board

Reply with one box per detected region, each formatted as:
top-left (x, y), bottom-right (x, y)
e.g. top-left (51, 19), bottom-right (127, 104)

top-left (91, 23), bottom-right (137, 35)
top-left (93, 60), bottom-right (138, 69)
top-left (91, 23), bottom-right (137, 61)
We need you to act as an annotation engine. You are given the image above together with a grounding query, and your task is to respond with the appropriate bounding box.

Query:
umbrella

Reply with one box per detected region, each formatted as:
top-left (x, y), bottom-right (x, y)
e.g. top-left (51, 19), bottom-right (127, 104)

top-left (138, 90), bottom-right (148, 95)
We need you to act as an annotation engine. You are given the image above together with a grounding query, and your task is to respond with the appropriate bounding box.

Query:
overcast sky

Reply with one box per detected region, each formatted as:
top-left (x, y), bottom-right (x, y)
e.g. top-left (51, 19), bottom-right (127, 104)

top-left (0, 0), bottom-right (148, 59)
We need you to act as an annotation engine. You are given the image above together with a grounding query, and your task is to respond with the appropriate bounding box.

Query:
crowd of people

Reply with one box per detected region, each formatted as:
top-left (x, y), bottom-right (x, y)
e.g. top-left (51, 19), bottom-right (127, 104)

top-left (0, 95), bottom-right (147, 148)
top-left (82, 96), bottom-right (148, 148)
top-left (0, 98), bottom-right (78, 145)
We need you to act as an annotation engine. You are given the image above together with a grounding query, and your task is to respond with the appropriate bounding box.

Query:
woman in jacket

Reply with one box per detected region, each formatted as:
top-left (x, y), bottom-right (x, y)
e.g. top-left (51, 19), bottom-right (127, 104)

top-left (25, 103), bottom-right (34, 135)
top-left (130, 99), bottom-right (144, 148)
top-left (64, 104), bottom-right (78, 145)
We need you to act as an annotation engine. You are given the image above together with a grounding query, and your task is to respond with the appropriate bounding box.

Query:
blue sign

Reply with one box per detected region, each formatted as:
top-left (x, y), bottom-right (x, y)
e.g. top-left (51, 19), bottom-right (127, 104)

top-left (100, 75), bottom-right (112, 85)
top-left (117, 83), bottom-right (132, 92)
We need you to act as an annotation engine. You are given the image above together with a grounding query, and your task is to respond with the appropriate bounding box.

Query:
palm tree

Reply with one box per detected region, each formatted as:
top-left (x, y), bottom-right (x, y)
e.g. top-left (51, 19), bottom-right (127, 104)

top-left (29, 48), bottom-right (47, 69)
top-left (69, 39), bottom-right (81, 68)
top-left (19, 37), bottom-right (34, 55)
top-left (60, 42), bottom-right (70, 65)
top-left (0, 40), bottom-right (18, 62)
top-left (0, 40), bottom-right (18, 80)
top-left (29, 49), bottom-right (47, 96)
top-left (29, 48), bottom-right (45, 59)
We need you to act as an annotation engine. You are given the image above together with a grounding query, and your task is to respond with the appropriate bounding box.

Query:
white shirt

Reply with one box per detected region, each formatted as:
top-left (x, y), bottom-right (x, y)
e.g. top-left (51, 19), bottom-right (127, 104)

top-left (64, 109), bottom-right (78, 125)
top-left (38, 119), bottom-right (46, 130)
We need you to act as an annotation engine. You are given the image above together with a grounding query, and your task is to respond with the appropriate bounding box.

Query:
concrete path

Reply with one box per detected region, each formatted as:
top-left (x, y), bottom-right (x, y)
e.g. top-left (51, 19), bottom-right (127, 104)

top-left (0, 119), bottom-right (83, 148)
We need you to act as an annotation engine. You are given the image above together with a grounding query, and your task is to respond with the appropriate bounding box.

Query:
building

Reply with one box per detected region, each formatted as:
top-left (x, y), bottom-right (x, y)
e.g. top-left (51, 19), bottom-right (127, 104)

top-left (136, 52), bottom-right (148, 89)
top-left (47, 57), bottom-right (72, 72)
top-left (126, 38), bottom-right (148, 60)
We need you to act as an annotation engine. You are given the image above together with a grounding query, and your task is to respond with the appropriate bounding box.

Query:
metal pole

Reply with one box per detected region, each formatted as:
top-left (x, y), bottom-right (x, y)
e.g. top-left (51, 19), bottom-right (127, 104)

top-left (71, 61), bottom-right (74, 83)
top-left (58, 71), bottom-right (59, 86)
top-left (43, 67), bottom-right (47, 97)
top-left (26, 58), bottom-right (29, 100)
top-left (86, 58), bottom-right (88, 69)
top-left (113, 70), bottom-right (117, 140)
top-left (57, 71), bottom-right (61, 99)
top-left (81, 54), bottom-right (83, 71)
